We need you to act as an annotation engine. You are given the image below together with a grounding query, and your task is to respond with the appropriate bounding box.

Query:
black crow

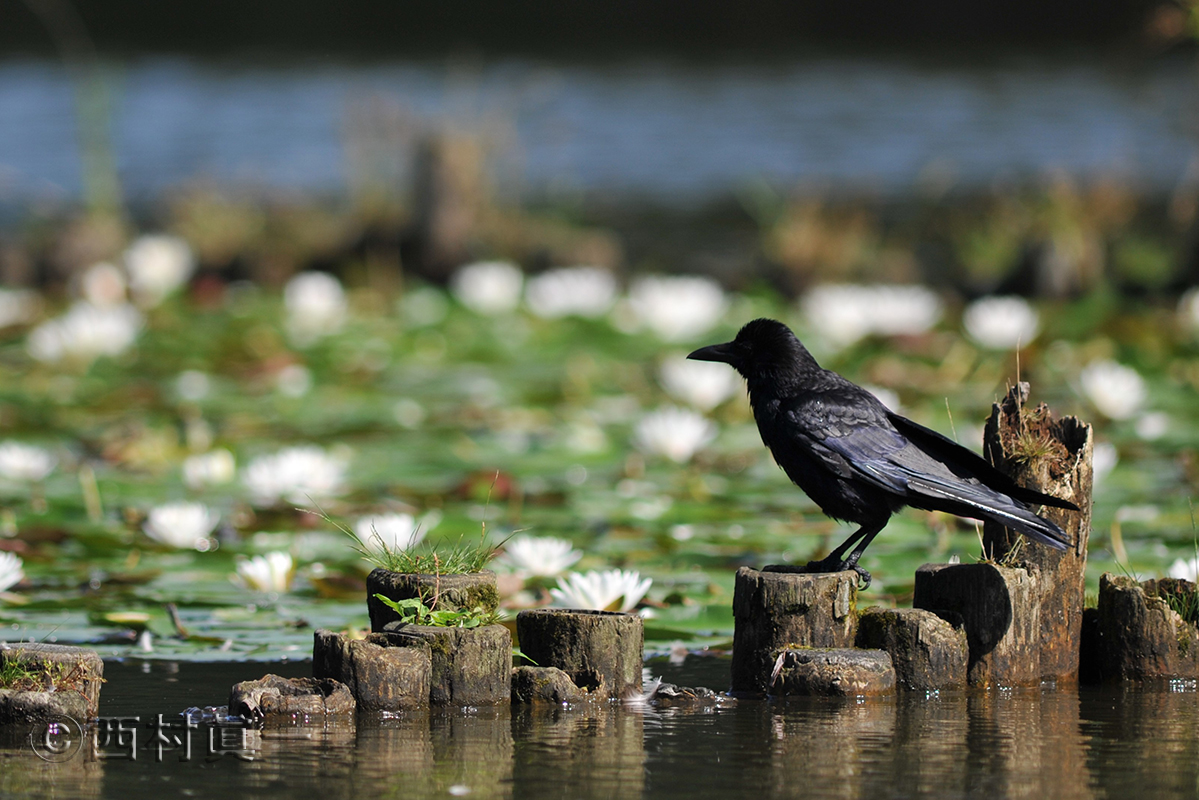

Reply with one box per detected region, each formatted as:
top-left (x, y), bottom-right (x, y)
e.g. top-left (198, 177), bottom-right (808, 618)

top-left (688, 318), bottom-right (1077, 588)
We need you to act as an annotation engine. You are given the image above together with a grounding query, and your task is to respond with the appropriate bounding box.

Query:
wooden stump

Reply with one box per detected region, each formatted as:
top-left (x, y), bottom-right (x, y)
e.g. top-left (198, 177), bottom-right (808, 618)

top-left (856, 607), bottom-right (968, 692)
top-left (229, 674), bottom-right (355, 722)
top-left (367, 569), bottom-right (500, 632)
top-left (515, 609), bottom-right (643, 701)
top-left (313, 629), bottom-right (432, 711)
top-left (0, 643), bottom-right (104, 720)
top-left (731, 567), bottom-right (858, 695)
top-left (913, 563), bottom-right (1040, 687)
top-left (981, 381), bottom-right (1093, 683)
top-left (1086, 573), bottom-right (1199, 681)
top-left (378, 622), bottom-right (512, 705)
top-left (510, 666), bottom-right (590, 704)
top-left (769, 647), bottom-right (895, 697)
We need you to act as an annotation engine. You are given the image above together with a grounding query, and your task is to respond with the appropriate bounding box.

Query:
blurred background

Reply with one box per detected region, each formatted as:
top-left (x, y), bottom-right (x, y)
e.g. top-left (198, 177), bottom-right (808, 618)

top-left (0, 0), bottom-right (1196, 657)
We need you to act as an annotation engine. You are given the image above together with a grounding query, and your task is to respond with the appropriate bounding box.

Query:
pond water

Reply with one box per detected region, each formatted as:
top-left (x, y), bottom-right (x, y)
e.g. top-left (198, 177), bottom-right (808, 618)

top-left (0, 50), bottom-right (1193, 207)
top-left (3, 656), bottom-right (1198, 799)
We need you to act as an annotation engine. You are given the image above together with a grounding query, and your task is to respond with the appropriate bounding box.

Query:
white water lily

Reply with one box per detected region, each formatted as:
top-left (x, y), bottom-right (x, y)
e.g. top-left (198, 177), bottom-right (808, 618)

top-left (143, 501), bottom-right (220, 549)
top-left (352, 512), bottom-right (437, 556)
top-left (27, 302), bottom-right (143, 364)
top-left (625, 275), bottom-right (728, 342)
top-left (658, 355), bottom-right (742, 411)
top-left (242, 446), bottom-right (348, 507)
top-left (634, 407), bottom-right (716, 464)
top-left (525, 266), bottom-right (618, 319)
top-left (962, 296), bottom-right (1039, 350)
top-left (451, 260), bottom-right (524, 315)
top-left (124, 234), bottom-right (195, 307)
top-left (79, 262), bottom-right (127, 307)
top-left (284, 271), bottom-right (347, 346)
top-left (1079, 360), bottom-right (1146, 421)
top-left (0, 287), bottom-right (42, 328)
top-left (801, 284), bottom-right (943, 349)
top-left (1092, 442), bottom-right (1118, 487)
top-left (0, 442), bottom-right (56, 482)
top-left (0, 551), bottom-right (24, 594)
top-left (175, 370), bottom-right (211, 402)
top-left (234, 552), bottom-right (294, 593)
top-left (550, 568), bottom-right (652, 613)
top-left (1168, 556), bottom-right (1199, 583)
top-left (495, 535), bottom-right (583, 578)
top-left (183, 449), bottom-right (236, 490)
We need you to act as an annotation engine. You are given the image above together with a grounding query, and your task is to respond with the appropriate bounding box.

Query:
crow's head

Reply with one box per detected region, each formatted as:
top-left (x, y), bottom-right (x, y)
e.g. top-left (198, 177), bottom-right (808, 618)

top-left (687, 318), bottom-right (817, 377)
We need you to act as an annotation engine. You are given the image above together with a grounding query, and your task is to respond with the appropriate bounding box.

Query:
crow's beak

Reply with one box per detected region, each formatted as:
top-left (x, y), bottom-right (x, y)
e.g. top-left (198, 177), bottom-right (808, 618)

top-left (687, 342), bottom-right (735, 364)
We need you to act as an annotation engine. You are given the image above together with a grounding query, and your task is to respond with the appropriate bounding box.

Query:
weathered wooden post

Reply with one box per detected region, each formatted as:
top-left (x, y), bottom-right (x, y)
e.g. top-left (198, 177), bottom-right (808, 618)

top-left (981, 382), bottom-right (1093, 683)
top-left (515, 609), bottom-right (643, 701)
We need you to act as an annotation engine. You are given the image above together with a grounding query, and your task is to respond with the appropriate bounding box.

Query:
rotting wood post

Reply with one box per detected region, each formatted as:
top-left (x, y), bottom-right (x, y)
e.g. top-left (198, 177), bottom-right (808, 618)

top-left (313, 629), bottom-right (432, 711)
top-left (1087, 573), bottom-right (1199, 682)
top-left (378, 622), bottom-right (512, 706)
top-left (981, 381), bottom-right (1094, 683)
top-left (515, 609), bottom-right (643, 701)
top-left (367, 569), bottom-right (500, 632)
top-left (731, 566), bottom-right (858, 696)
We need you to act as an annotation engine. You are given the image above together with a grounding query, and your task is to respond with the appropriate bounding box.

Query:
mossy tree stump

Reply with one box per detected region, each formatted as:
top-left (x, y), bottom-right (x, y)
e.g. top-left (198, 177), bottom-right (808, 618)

top-left (367, 569), bottom-right (500, 632)
top-left (856, 607), bottom-right (968, 692)
top-left (313, 629), bottom-right (432, 711)
top-left (379, 622), bottom-right (512, 705)
top-left (229, 674), bottom-right (355, 722)
top-left (1086, 573), bottom-right (1199, 681)
top-left (0, 643), bottom-right (105, 722)
top-left (731, 567), bottom-right (858, 695)
top-left (913, 563), bottom-right (1040, 687)
top-left (770, 647), bottom-right (895, 697)
top-left (515, 609), bottom-right (643, 701)
top-left (981, 382), bottom-right (1093, 683)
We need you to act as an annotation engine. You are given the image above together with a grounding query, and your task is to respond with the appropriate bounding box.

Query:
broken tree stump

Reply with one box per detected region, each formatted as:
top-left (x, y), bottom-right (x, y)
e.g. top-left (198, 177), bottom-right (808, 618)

top-left (229, 675), bottom-right (355, 722)
top-left (731, 567), bottom-right (858, 695)
top-left (510, 666), bottom-right (591, 704)
top-left (0, 643), bottom-right (104, 721)
top-left (1084, 573), bottom-right (1199, 682)
top-left (856, 607), bottom-right (968, 692)
top-left (313, 629), bottom-right (432, 711)
top-left (378, 622), bottom-right (512, 705)
top-left (515, 609), bottom-right (643, 701)
top-left (913, 563), bottom-right (1040, 687)
top-left (367, 569), bottom-right (500, 632)
top-left (981, 381), bottom-right (1093, 683)
top-left (769, 647), bottom-right (895, 697)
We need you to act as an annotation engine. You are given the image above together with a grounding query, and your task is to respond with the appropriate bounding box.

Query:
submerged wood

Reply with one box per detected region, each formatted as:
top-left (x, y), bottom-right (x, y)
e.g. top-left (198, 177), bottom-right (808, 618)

top-left (515, 609), bottom-right (643, 701)
top-left (1086, 573), bottom-right (1199, 682)
top-left (313, 629), bottom-right (432, 711)
top-left (731, 567), bottom-right (858, 695)
top-left (769, 647), bottom-right (895, 697)
top-left (913, 563), bottom-right (1040, 687)
top-left (229, 674), bottom-right (355, 722)
top-left (981, 381), bottom-right (1094, 683)
top-left (366, 569), bottom-right (500, 632)
top-left (856, 607), bottom-right (968, 692)
top-left (0, 642), bottom-right (104, 721)
top-left (379, 622), bottom-right (512, 705)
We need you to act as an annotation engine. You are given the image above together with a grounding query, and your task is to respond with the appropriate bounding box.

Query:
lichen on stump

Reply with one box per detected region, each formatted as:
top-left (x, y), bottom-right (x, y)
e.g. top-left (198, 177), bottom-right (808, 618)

top-left (1085, 573), bottom-right (1199, 682)
top-left (229, 674), bottom-right (355, 722)
top-left (510, 666), bottom-right (590, 704)
top-left (367, 569), bottom-right (500, 632)
top-left (856, 607), bottom-right (968, 692)
top-left (981, 381), bottom-right (1093, 683)
top-left (515, 609), bottom-right (643, 701)
top-left (769, 647), bottom-right (895, 697)
top-left (913, 563), bottom-right (1040, 688)
top-left (0, 643), bottom-right (105, 721)
top-left (378, 622), bottom-right (511, 705)
top-left (731, 567), bottom-right (858, 696)
top-left (313, 629), bottom-right (432, 711)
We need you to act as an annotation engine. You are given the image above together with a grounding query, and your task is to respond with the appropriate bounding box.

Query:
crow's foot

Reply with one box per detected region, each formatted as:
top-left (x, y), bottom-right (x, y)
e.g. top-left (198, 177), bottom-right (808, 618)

top-left (801, 558), bottom-right (871, 589)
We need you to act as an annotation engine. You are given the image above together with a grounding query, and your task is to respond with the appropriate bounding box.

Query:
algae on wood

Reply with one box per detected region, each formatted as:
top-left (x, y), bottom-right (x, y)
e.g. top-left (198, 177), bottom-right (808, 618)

top-left (313, 629), bottom-right (432, 711)
top-left (379, 622), bottom-right (512, 705)
top-left (367, 569), bottom-right (500, 632)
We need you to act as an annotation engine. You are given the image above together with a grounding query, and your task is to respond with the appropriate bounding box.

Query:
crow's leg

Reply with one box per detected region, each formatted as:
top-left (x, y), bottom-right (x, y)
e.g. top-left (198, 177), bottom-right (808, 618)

top-left (804, 519), bottom-right (888, 589)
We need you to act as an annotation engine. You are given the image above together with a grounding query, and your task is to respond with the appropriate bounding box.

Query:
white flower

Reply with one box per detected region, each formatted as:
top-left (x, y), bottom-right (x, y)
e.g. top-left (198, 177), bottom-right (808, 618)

top-left (0, 442), bottom-right (56, 482)
top-left (962, 296), bottom-right (1039, 350)
top-left (801, 284), bottom-right (943, 348)
top-left (0, 288), bottom-right (42, 328)
top-left (175, 370), bottom-right (211, 402)
top-left (124, 234), bottom-right (195, 307)
top-left (625, 276), bottom-right (728, 342)
top-left (1135, 411), bottom-right (1169, 441)
top-left (658, 355), bottom-right (742, 411)
top-left (1092, 442), bottom-right (1118, 487)
top-left (0, 551), bottom-right (24, 593)
top-left (79, 262), bottom-right (127, 307)
top-left (352, 512), bottom-right (436, 556)
top-left (143, 502), bottom-right (220, 549)
top-left (284, 272), bottom-right (347, 346)
top-left (242, 446), bottom-right (348, 507)
top-left (451, 261), bottom-right (524, 315)
top-left (550, 569), bottom-right (652, 613)
top-left (183, 449), bottom-right (236, 490)
top-left (1168, 556), bottom-right (1199, 583)
top-left (275, 364), bottom-right (312, 397)
top-left (27, 302), bottom-right (143, 364)
top-left (525, 266), bottom-right (618, 319)
top-left (1080, 360), bottom-right (1146, 421)
top-left (234, 552), bottom-right (294, 593)
top-left (633, 407), bottom-right (716, 463)
top-left (495, 535), bottom-right (582, 578)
